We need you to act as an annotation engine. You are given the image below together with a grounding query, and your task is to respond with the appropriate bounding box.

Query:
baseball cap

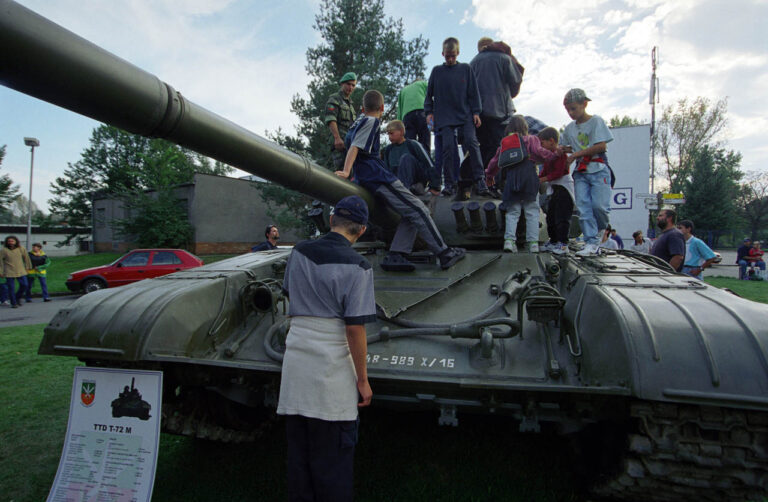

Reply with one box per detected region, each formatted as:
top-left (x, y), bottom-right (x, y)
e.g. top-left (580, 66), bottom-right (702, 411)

top-left (333, 195), bottom-right (368, 225)
top-left (563, 88), bottom-right (591, 104)
top-left (744, 237), bottom-right (752, 242)
top-left (338, 72), bottom-right (357, 84)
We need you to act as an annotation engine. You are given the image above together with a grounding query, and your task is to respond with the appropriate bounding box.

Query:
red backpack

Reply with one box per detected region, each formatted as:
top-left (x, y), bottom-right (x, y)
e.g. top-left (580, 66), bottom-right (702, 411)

top-left (498, 133), bottom-right (528, 169)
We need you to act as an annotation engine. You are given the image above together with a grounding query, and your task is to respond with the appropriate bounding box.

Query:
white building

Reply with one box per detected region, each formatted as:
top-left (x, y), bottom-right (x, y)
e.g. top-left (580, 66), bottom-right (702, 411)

top-left (606, 124), bottom-right (651, 241)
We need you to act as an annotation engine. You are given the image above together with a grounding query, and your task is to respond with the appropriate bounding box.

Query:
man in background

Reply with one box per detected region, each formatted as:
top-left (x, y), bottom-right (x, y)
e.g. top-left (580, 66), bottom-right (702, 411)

top-left (252, 225), bottom-right (279, 252)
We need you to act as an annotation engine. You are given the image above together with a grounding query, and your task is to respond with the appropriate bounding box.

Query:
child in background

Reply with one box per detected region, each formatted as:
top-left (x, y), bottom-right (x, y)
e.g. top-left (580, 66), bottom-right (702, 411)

top-left (537, 127), bottom-right (573, 254)
top-left (560, 88), bottom-right (613, 256)
top-left (486, 115), bottom-right (559, 253)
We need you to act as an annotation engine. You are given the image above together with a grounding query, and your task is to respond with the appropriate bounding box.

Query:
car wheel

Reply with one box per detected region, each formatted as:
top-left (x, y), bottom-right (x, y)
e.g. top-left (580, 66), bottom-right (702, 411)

top-left (83, 278), bottom-right (106, 294)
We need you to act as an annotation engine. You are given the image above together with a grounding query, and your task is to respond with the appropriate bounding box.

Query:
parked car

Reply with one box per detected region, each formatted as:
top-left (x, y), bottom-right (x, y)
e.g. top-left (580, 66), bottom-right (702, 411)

top-left (66, 249), bottom-right (204, 293)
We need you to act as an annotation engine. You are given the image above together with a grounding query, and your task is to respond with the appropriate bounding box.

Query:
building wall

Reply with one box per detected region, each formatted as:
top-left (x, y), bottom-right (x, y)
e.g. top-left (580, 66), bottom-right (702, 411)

top-left (92, 174), bottom-right (305, 255)
top-left (607, 124), bottom-right (651, 241)
top-left (189, 173), bottom-right (303, 254)
top-left (0, 225), bottom-right (91, 256)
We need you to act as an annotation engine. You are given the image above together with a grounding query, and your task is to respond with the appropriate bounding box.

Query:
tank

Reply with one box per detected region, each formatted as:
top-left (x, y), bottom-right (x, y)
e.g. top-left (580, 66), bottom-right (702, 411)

top-left (111, 377), bottom-right (152, 420)
top-left (3, 2), bottom-right (767, 500)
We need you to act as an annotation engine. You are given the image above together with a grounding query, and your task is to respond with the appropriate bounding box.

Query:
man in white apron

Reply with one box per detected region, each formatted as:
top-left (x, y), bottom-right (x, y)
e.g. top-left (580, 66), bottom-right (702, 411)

top-left (277, 195), bottom-right (375, 502)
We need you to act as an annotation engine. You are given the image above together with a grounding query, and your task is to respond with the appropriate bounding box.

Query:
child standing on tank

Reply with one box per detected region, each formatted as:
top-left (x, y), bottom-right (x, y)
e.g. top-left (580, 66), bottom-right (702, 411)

top-left (486, 115), bottom-right (559, 253)
top-left (560, 88), bottom-right (614, 256)
top-left (537, 127), bottom-right (574, 255)
top-left (335, 89), bottom-right (466, 271)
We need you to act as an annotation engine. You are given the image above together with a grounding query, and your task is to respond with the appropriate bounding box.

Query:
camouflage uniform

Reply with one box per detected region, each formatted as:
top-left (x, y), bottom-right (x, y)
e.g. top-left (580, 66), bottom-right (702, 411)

top-left (324, 90), bottom-right (356, 170)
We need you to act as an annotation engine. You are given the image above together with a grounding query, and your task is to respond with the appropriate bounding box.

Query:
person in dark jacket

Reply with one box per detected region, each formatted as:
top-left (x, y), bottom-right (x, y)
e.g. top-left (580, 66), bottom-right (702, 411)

top-left (425, 37), bottom-right (489, 197)
top-left (382, 120), bottom-right (440, 196)
top-left (252, 225), bottom-right (279, 252)
top-left (470, 37), bottom-right (523, 170)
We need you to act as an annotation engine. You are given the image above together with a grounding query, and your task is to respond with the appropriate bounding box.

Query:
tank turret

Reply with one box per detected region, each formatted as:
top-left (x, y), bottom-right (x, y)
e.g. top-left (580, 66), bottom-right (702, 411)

top-left (5, 2), bottom-right (767, 500)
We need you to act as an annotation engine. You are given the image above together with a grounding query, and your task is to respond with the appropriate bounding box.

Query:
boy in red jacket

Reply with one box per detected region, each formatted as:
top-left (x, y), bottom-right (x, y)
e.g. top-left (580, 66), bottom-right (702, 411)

top-left (538, 127), bottom-right (574, 254)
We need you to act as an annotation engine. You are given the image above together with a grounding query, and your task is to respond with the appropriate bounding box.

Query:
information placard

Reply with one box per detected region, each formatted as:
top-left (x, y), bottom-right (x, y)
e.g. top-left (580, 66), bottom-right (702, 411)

top-left (47, 367), bottom-right (163, 502)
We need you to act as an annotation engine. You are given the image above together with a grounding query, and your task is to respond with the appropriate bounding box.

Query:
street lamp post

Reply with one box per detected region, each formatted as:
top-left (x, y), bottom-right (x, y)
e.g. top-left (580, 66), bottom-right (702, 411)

top-left (24, 137), bottom-right (39, 250)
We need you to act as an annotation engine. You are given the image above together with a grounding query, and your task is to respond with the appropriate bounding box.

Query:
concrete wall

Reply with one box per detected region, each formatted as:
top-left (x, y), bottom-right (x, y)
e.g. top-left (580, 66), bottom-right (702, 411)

top-left (189, 174), bottom-right (303, 254)
top-left (607, 124), bottom-right (651, 241)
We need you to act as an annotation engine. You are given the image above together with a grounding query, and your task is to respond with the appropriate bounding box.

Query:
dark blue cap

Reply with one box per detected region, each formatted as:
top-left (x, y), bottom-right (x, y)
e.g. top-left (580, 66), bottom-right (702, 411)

top-left (333, 195), bottom-right (368, 225)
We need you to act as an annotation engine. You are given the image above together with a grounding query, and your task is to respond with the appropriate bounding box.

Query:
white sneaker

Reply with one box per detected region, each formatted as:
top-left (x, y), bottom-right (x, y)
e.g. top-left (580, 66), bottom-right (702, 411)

top-left (552, 243), bottom-right (569, 255)
top-left (503, 239), bottom-right (516, 253)
top-left (576, 243), bottom-right (599, 256)
top-left (528, 242), bottom-right (540, 253)
top-left (541, 241), bottom-right (555, 252)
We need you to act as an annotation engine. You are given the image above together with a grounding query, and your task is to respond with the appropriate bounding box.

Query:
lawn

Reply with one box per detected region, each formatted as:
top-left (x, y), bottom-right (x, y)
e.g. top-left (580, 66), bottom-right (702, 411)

top-left (704, 277), bottom-right (768, 304)
top-left (0, 325), bottom-right (583, 502)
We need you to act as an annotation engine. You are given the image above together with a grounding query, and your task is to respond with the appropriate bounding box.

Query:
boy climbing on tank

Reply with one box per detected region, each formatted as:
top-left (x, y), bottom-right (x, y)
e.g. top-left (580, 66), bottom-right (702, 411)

top-left (335, 89), bottom-right (466, 272)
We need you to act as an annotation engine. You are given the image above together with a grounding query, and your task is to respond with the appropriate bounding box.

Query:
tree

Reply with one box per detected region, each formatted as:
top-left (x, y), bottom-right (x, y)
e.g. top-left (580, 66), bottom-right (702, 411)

top-left (288, 0), bottom-right (429, 167)
top-left (678, 146), bottom-right (742, 246)
top-left (112, 190), bottom-right (193, 248)
top-left (609, 115), bottom-right (644, 127)
top-left (737, 171), bottom-right (768, 241)
top-left (0, 145), bottom-right (21, 214)
top-left (655, 97), bottom-right (728, 194)
top-left (50, 124), bottom-right (232, 242)
top-left (259, 0), bottom-right (429, 236)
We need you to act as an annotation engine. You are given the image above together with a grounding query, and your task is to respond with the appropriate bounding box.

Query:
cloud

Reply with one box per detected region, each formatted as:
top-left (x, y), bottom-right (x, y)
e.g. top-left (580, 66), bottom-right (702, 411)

top-left (468, 0), bottom-right (768, 173)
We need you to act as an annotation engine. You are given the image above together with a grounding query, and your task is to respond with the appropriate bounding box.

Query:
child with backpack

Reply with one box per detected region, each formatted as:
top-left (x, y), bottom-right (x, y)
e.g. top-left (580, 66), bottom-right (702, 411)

top-left (486, 115), bottom-right (559, 253)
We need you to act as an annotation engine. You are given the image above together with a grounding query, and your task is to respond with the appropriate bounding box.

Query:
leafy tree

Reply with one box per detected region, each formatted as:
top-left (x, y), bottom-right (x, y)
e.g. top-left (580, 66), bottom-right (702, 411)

top-left (111, 190), bottom-right (193, 248)
top-left (737, 171), bottom-right (768, 241)
top-left (678, 146), bottom-right (742, 246)
top-left (288, 0), bottom-right (429, 167)
top-left (609, 115), bottom-right (644, 127)
top-left (259, 0), bottom-right (429, 236)
top-left (655, 97), bottom-right (728, 193)
top-left (0, 145), bottom-right (21, 214)
top-left (50, 124), bottom-right (232, 243)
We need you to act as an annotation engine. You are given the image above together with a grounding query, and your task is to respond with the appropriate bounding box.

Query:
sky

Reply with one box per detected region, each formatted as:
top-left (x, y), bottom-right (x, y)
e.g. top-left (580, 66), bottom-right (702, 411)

top-left (1, 0), bottom-right (767, 212)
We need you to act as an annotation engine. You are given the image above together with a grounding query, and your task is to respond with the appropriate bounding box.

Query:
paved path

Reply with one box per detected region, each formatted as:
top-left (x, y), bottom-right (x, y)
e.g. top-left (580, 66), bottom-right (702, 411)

top-left (0, 294), bottom-right (81, 328)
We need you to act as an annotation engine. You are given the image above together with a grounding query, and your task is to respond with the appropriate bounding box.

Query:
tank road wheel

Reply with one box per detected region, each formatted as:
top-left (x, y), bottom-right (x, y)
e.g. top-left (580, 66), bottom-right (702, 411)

top-left (590, 402), bottom-right (768, 502)
top-left (83, 278), bottom-right (106, 294)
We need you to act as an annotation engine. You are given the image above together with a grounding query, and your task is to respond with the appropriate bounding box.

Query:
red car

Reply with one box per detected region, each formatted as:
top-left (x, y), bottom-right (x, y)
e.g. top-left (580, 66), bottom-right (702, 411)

top-left (66, 249), bottom-right (204, 293)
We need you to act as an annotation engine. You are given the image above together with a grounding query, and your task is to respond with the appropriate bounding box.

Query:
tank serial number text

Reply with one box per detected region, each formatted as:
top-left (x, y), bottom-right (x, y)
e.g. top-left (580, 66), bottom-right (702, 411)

top-left (366, 354), bottom-right (455, 369)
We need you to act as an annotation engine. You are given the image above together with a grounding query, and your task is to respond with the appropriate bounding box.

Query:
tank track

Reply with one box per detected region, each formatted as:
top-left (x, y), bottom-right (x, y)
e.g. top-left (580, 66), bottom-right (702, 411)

top-left (594, 401), bottom-right (768, 501)
top-left (161, 401), bottom-right (275, 443)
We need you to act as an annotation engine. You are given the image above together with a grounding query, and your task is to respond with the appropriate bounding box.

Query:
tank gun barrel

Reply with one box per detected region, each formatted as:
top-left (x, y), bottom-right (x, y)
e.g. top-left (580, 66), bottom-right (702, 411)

top-left (0, 0), bottom-right (391, 217)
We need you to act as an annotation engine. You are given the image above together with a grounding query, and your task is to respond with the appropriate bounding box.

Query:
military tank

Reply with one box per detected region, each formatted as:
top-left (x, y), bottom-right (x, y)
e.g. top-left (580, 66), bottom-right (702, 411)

top-left (2, 1), bottom-right (766, 500)
top-left (111, 377), bottom-right (152, 420)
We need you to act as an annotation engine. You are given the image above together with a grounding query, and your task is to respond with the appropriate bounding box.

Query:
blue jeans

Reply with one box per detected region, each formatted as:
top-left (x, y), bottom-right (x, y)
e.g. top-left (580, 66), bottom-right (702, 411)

top-left (26, 275), bottom-right (49, 300)
top-left (6, 276), bottom-right (29, 306)
top-left (0, 281), bottom-right (7, 303)
top-left (573, 167), bottom-right (611, 244)
top-left (739, 259), bottom-right (765, 279)
top-left (504, 198), bottom-right (540, 243)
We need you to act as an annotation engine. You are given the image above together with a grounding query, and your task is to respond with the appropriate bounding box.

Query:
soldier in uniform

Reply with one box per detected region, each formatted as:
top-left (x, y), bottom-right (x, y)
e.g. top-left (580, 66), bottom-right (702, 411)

top-left (324, 71), bottom-right (358, 170)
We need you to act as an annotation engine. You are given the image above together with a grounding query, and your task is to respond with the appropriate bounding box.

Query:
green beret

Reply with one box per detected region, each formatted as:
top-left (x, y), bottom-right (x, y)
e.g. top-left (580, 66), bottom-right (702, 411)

top-left (338, 72), bottom-right (357, 84)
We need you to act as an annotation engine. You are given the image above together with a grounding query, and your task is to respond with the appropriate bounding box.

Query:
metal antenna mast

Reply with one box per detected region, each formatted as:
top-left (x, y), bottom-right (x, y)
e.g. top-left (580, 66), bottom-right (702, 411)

top-left (650, 46), bottom-right (659, 193)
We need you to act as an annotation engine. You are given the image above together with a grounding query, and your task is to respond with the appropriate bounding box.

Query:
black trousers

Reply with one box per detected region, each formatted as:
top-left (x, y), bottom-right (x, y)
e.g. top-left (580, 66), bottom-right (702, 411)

top-left (545, 185), bottom-right (574, 244)
top-left (476, 116), bottom-right (506, 170)
top-left (403, 109), bottom-right (430, 155)
top-left (286, 415), bottom-right (358, 502)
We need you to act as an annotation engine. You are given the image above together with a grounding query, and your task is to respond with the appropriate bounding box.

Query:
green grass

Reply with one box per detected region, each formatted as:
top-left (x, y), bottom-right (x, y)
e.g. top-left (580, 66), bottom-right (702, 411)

top-left (704, 277), bottom-right (768, 304)
top-left (0, 325), bottom-right (583, 502)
